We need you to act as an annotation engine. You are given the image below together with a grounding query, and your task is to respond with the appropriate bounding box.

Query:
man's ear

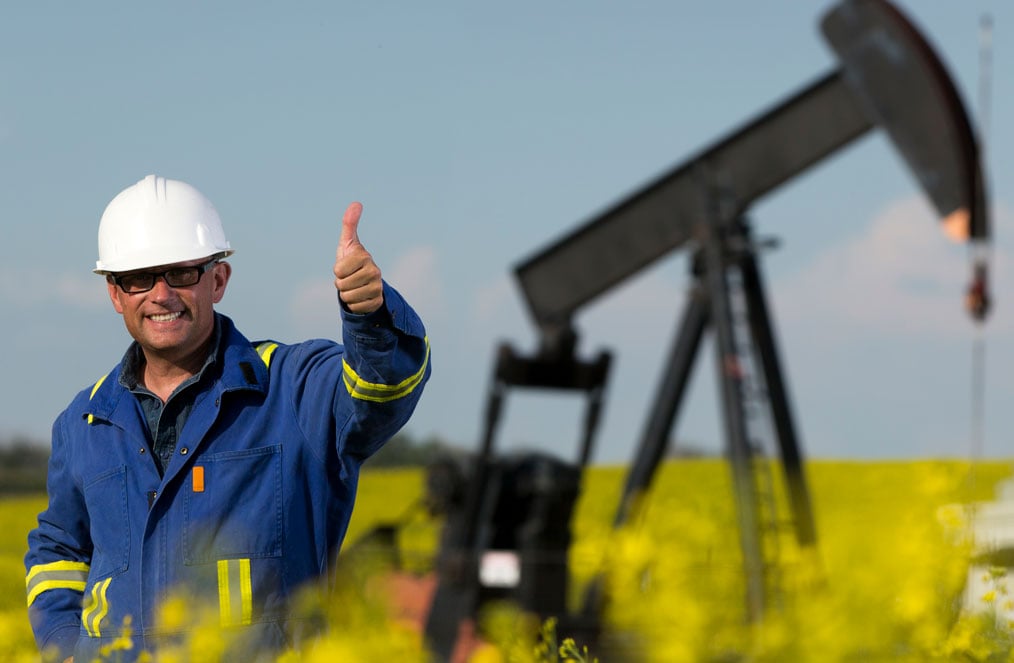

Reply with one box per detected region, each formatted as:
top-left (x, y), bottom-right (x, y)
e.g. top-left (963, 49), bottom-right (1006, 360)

top-left (106, 278), bottom-right (125, 314)
top-left (211, 261), bottom-right (232, 304)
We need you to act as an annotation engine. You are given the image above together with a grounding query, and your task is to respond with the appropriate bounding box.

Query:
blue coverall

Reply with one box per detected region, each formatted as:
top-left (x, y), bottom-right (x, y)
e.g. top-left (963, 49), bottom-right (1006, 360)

top-left (25, 282), bottom-right (430, 661)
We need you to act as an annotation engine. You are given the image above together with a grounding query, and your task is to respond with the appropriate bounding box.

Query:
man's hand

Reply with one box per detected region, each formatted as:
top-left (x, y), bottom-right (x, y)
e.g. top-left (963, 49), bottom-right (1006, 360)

top-left (334, 202), bottom-right (384, 314)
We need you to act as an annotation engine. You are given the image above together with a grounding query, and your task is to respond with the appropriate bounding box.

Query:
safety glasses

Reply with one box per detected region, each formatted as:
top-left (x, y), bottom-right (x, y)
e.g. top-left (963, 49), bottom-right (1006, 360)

top-left (109, 259), bottom-right (220, 294)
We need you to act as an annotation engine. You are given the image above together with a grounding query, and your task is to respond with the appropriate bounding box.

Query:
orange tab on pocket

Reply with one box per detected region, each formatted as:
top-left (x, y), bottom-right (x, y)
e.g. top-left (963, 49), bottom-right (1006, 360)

top-left (193, 466), bottom-right (205, 493)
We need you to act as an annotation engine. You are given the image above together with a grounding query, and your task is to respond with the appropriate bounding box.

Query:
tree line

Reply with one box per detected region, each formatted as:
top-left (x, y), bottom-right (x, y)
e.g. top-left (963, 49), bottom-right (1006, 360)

top-left (0, 437), bottom-right (50, 495)
top-left (0, 433), bottom-right (463, 496)
top-left (0, 430), bottom-right (717, 496)
top-left (364, 432), bottom-right (466, 468)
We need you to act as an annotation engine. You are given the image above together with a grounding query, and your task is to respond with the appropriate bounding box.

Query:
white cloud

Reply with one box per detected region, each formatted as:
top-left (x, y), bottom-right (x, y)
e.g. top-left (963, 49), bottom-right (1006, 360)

top-left (471, 274), bottom-right (526, 334)
top-left (55, 273), bottom-right (110, 310)
top-left (773, 196), bottom-right (1014, 341)
top-left (288, 279), bottom-right (337, 338)
top-left (385, 245), bottom-right (444, 323)
top-left (288, 244), bottom-right (445, 338)
top-left (0, 267), bottom-right (108, 310)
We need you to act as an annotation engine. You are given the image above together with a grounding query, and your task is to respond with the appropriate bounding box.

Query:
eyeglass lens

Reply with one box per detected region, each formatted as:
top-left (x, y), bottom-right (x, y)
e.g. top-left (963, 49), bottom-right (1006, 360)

top-left (115, 261), bottom-right (215, 293)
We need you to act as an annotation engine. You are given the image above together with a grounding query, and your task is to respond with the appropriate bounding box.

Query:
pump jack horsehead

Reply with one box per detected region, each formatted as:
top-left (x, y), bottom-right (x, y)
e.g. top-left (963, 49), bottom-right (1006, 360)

top-left (347, 0), bottom-right (992, 659)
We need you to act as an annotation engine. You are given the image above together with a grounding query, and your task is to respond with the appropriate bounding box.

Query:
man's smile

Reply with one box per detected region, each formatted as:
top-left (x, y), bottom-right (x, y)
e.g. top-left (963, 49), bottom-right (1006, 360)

top-left (148, 311), bottom-right (183, 323)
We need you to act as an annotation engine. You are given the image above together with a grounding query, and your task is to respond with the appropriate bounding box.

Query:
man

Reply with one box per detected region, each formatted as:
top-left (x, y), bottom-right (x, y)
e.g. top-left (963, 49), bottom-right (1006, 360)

top-left (24, 175), bottom-right (431, 662)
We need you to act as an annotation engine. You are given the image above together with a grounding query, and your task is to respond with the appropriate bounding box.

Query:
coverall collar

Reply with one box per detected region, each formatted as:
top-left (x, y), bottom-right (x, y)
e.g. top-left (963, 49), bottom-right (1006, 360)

top-left (85, 313), bottom-right (269, 427)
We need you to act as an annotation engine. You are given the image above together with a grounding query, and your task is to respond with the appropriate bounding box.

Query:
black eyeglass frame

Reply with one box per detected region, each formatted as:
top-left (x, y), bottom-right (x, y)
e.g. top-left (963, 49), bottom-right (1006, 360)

top-left (108, 258), bottom-right (221, 294)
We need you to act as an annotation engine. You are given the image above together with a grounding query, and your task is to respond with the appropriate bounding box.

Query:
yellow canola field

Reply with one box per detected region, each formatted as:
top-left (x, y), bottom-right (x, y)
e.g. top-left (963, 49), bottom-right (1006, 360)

top-left (2, 459), bottom-right (1012, 662)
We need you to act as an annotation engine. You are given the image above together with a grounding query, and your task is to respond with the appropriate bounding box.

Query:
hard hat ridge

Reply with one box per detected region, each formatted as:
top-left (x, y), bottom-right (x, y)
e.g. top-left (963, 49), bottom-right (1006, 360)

top-left (94, 174), bottom-right (234, 274)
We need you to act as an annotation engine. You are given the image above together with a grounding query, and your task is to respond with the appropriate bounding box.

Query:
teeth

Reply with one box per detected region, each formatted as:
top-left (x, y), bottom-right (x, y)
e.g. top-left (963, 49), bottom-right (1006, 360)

top-left (149, 312), bottom-right (182, 323)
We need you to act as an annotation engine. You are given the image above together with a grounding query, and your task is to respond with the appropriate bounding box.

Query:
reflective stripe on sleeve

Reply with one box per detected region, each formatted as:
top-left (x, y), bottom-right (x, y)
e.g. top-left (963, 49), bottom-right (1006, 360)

top-left (342, 336), bottom-right (430, 403)
top-left (86, 373), bottom-right (109, 425)
top-left (26, 561), bottom-right (90, 607)
top-left (217, 558), bottom-right (252, 627)
top-left (255, 342), bottom-right (278, 368)
top-left (89, 374), bottom-right (108, 399)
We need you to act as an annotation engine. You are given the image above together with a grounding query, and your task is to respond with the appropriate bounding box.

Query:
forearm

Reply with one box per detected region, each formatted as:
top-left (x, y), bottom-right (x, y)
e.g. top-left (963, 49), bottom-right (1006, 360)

top-left (26, 417), bottom-right (89, 661)
top-left (338, 282), bottom-right (431, 452)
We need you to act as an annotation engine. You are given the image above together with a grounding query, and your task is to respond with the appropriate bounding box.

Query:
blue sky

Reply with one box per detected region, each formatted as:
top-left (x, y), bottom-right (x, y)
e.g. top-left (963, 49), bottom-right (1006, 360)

top-left (2, 1), bottom-right (1012, 464)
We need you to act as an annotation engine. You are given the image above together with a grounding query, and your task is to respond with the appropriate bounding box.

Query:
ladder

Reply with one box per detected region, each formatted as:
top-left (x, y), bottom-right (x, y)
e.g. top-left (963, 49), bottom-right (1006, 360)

top-left (599, 197), bottom-right (818, 624)
top-left (706, 205), bottom-right (817, 621)
top-left (726, 254), bottom-right (786, 609)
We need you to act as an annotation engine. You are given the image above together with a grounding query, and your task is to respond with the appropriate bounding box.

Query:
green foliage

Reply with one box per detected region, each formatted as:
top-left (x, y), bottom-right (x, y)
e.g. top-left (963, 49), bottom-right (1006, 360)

top-left (0, 438), bottom-right (49, 495)
top-left (365, 431), bottom-right (467, 468)
top-left (541, 617), bottom-right (599, 663)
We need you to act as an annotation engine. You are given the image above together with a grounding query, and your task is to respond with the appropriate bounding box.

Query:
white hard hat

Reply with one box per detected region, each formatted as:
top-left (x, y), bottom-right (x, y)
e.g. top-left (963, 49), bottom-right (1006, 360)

top-left (94, 174), bottom-right (234, 274)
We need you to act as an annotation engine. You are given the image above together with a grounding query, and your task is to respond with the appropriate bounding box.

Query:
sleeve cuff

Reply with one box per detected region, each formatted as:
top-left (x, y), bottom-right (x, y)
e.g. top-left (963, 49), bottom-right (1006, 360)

top-left (339, 297), bottom-right (394, 328)
top-left (338, 281), bottom-right (426, 339)
top-left (39, 623), bottom-right (78, 663)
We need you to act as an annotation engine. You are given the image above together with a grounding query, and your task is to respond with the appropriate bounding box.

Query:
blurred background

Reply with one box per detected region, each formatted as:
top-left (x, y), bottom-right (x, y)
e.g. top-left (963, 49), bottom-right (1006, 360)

top-left (1, 0), bottom-right (1012, 467)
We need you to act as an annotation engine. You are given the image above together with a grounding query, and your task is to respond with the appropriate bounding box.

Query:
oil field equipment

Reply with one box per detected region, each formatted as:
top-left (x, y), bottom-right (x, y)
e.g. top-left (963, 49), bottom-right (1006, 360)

top-left (353, 1), bottom-right (992, 658)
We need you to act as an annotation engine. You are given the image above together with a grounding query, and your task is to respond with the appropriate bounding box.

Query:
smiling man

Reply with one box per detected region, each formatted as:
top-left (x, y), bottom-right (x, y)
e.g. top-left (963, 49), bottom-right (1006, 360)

top-left (24, 175), bottom-right (431, 662)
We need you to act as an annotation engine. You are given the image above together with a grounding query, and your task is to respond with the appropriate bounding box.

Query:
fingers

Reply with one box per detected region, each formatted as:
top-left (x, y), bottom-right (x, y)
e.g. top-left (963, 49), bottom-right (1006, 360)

top-left (334, 201), bottom-right (384, 314)
top-left (334, 256), bottom-right (383, 313)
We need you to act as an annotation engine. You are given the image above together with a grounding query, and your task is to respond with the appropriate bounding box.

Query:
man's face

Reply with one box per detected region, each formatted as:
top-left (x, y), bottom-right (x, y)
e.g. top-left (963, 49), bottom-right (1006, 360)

top-left (106, 258), bottom-right (232, 363)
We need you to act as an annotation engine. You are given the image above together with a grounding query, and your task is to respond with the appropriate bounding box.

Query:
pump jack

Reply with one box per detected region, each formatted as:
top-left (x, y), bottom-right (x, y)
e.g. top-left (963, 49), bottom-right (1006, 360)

top-left (349, 1), bottom-right (992, 659)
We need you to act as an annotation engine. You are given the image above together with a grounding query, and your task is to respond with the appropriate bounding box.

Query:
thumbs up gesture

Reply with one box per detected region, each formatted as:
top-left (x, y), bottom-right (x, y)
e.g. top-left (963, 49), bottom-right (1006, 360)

top-left (334, 202), bottom-right (384, 314)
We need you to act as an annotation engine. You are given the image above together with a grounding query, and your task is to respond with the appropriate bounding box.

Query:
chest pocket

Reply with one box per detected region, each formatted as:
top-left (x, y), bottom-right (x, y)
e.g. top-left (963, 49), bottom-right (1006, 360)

top-left (83, 465), bottom-right (131, 578)
top-left (183, 445), bottom-right (283, 565)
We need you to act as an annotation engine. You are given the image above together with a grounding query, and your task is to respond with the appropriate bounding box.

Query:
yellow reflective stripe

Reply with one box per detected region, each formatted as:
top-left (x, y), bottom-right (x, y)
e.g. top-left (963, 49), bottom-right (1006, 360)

top-left (239, 558), bottom-right (252, 625)
top-left (25, 561), bottom-right (90, 607)
top-left (26, 579), bottom-right (87, 608)
top-left (255, 342), bottom-right (278, 368)
top-left (89, 374), bottom-right (108, 400)
top-left (81, 577), bottom-right (111, 637)
top-left (87, 373), bottom-right (109, 424)
top-left (92, 578), bottom-right (111, 636)
top-left (26, 560), bottom-right (90, 585)
top-left (81, 580), bottom-right (98, 636)
top-left (342, 336), bottom-right (430, 403)
top-left (217, 560), bottom-right (230, 625)
top-left (217, 558), bottom-right (253, 627)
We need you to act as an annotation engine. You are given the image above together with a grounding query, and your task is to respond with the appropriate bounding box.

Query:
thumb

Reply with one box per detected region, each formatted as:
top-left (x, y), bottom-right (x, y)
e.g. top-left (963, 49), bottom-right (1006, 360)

top-left (338, 202), bottom-right (364, 258)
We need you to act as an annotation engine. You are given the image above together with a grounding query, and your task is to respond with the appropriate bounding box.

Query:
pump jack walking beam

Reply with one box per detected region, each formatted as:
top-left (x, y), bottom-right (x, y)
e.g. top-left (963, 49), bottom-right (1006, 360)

top-left (516, 0), bottom-right (987, 532)
top-left (516, 0), bottom-right (988, 625)
top-left (516, 68), bottom-right (870, 351)
top-left (515, 0), bottom-right (988, 351)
